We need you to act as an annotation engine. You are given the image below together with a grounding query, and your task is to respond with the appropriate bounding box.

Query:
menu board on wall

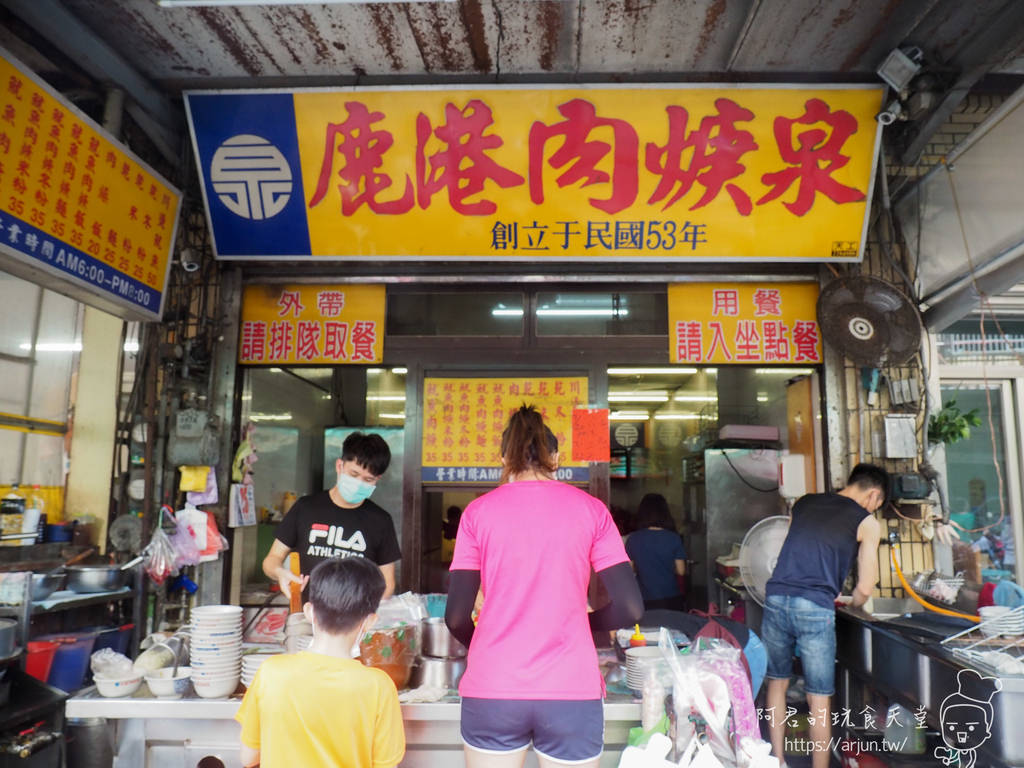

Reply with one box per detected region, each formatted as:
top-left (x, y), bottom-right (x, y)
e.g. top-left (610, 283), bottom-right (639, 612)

top-left (238, 283), bottom-right (385, 364)
top-left (421, 377), bottom-right (589, 483)
top-left (0, 48), bottom-right (180, 320)
top-left (185, 85), bottom-right (882, 263)
top-left (668, 282), bottom-right (822, 364)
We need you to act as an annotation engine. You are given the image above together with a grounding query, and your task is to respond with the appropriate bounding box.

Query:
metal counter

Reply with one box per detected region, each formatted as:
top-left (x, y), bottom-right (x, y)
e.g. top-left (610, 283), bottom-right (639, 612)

top-left (67, 689), bottom-right (641, 768)
top-left (836, 604), bottom-right (1024, 768)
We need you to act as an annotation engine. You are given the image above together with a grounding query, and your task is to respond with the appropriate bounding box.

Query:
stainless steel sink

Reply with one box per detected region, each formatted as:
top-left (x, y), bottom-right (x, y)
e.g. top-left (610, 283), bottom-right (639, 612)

top-left (865, 597), bottom-right (923, 620)
top-left (835, 598), bottom-right (922, 677)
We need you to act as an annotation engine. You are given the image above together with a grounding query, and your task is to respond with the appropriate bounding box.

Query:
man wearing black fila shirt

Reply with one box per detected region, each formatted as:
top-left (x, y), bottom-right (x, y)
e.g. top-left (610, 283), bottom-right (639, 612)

top-left (262, 432), bottom-right (402, 602)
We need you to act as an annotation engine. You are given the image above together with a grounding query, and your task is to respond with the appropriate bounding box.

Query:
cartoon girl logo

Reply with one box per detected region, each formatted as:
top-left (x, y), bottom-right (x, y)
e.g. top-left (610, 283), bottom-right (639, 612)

top-left (935, 668), bottom-right (1003, 768)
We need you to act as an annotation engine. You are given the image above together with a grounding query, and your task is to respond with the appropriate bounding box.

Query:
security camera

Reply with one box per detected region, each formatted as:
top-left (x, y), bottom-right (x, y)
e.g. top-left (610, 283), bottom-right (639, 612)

top-left (179, 248), bottom-right (200, 272)
top-left (876, 99), bottom-right (904, 126)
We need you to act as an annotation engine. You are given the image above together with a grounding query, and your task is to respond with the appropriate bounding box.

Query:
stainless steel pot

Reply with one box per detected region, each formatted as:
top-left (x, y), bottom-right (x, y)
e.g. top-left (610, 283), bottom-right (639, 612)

top-left (0, 618), bottom-right (17, 658)
top-left (30, 570), bottom-right (65, 601)
top-left (65, 564), bottom-right (130, 594)
top-left (408, 655), bottom-right (466, 690)
top-left (420, 617), bottom-right (467, 659)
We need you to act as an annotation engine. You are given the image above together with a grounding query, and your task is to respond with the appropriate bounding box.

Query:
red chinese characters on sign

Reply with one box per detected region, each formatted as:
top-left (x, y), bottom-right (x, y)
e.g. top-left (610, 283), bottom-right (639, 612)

top-left (762, 321), bottom-right (790, 361)
top-left (350, 321), bottom-right (378, 361)
top-left (757, 98), bottom-right (866, 216)
top-left (676, 320), bottom-right (703, 362)
top-left (316, 290), bottom-right (345, 317)
top-left (753, 288), bottom-right (782, 316)
top-left (277, 290), bottom-right (305, 318)
top-left (267, 322), bottom-right (294, 361)
top-left (674, 318), bottom-right (820, 363)
top-left (295, 321), bottom-right (321, 361)
top-left (529, 99), bottom-right (638, 215)
top-left (712, 289), bottom-right (739, 316)
top-left (240, 321), bottom-right (266, 361)
top-left (309, 102), bottom-right (414, 215)
top-left (324, 322), bottom-right (349, 360)
top-left (792, 321), bottom-right (820, 361)
top-left (707, 321), bottom-right (733, 361)
top-left (417, 100), bottom-right (524, 215)
top-left (301, 95), bottom-right (870, 221)
top-left (646, 99), bottom-right (757, 215)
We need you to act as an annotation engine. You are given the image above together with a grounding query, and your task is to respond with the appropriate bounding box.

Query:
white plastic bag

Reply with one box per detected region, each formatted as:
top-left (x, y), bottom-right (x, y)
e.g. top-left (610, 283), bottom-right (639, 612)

top-left (659, 628), bottom-right (735, 767)
top-left (90, 648), bottom-right (133, 678)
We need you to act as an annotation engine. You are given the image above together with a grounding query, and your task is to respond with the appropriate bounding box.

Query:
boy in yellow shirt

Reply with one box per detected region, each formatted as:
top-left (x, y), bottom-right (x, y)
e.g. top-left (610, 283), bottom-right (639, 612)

top-left (237, 557), bottom-right (405, 768)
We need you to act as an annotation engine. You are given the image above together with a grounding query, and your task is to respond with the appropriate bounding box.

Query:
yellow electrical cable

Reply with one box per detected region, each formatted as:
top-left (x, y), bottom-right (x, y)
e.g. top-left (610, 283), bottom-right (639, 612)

top-left (890, 548), bottom-right (980, 623)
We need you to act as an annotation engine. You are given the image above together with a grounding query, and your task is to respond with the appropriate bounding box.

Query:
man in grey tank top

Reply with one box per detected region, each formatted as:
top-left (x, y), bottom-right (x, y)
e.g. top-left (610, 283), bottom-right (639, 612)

top-left (761, 463), bottom-right (887, 768)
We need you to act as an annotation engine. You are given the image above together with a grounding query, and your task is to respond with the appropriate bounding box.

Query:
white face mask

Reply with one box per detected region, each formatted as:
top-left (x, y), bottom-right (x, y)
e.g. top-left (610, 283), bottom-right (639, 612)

top-left (351, 618), bottom-right (369, 658)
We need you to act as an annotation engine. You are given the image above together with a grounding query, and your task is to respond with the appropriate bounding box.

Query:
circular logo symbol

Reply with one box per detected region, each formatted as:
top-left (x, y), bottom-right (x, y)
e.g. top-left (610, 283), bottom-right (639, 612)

top-left (614, 423), bottom-right (639, 448)
top-left (210, 134), bottom-right (292, 220)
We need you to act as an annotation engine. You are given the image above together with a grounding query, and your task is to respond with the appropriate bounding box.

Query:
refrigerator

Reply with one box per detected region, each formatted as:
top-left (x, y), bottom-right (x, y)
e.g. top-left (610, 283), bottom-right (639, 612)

top-left (686, 447), bottom-right (784, 613)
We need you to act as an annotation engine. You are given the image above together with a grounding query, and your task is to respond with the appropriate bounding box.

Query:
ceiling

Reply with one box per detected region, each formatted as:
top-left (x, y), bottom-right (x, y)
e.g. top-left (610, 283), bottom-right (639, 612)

top-left (39, 0), bottom-right (1024, 87)
top-left (3, 0), bottom-right (1024, 322)
top-left (1, 0), bottom-right (1020, 193)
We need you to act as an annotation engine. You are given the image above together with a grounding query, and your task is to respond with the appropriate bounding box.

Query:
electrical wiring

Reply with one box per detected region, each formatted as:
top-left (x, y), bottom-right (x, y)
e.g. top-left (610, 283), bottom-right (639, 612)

top-left (944, 163), bottom-right (1010, 545)
top-left (719, 450), bottom-right (778, 493)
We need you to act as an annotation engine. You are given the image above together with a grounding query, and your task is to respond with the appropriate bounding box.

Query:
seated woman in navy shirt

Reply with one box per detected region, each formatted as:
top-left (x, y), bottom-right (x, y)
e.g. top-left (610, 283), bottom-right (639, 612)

top-left (624, 493), bottom-right (686, 611)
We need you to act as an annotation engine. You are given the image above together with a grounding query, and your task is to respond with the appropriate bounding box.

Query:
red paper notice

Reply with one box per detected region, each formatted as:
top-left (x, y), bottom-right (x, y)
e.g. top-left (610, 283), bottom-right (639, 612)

top-left (572, 408), bottom-right (610, 462)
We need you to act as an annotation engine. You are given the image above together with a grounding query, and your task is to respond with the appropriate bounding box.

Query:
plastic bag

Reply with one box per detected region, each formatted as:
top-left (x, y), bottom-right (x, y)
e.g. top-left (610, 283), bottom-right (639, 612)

top-left (168, 510), bottom-right (202, 570)
top-left (376, 592), bottom-right (428, 627)
top-left (143, 525), bottom-right (176, 584)
top-left (694, 643), bottom-right (759, 742)
top-left (618, 733), bottom-right (677, 768)
top-left (659, 628), bottom-right (735, 767)
top-left (90, 648), bottom-right (134, 678)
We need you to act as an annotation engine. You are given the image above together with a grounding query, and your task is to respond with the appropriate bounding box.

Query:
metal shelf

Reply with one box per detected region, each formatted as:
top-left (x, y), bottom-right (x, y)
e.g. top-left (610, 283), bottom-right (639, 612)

top-left (30, 588), bottom-right (135, 615)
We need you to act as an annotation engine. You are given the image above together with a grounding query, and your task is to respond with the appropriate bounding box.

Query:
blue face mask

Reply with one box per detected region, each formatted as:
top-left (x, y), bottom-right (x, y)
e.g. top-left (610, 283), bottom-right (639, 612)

top-left (337, 472), bottom-right (376, 504)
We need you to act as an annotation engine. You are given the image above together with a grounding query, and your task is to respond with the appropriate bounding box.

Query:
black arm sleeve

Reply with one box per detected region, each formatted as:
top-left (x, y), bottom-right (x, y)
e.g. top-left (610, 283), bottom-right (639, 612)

top-left (588, 561), bottom-right (644, 632)
top-left (445, 569), bottom-right (481, 648)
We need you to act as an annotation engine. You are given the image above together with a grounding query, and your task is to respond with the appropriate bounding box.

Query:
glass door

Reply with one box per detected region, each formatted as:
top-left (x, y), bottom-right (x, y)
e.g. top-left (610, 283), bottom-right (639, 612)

top-left (939, 379), bottom-right (1022, 585)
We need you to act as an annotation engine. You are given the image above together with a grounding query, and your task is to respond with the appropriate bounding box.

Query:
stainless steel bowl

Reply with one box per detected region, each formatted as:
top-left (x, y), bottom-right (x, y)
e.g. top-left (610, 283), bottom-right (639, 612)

top-left (420, 617), bottom-right (467, 659)
top-left (30, 571), bottom-right (65, 601)
top-left (408, 656), bottom-right (466, 690)
top-left (65, 565), bottom-right (129, 594)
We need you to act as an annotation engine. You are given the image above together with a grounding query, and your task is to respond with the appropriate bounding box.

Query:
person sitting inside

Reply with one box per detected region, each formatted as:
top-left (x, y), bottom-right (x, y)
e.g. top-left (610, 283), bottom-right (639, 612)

top-left (237, 557), bottom-right (405, 768)
top-left (625, 493), bottom-right (687, 612)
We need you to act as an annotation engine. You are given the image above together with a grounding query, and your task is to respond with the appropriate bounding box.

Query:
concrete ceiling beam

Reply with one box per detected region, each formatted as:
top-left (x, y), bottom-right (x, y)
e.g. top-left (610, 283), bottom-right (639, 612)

top-left (5, 0), bottom-right (181, 164)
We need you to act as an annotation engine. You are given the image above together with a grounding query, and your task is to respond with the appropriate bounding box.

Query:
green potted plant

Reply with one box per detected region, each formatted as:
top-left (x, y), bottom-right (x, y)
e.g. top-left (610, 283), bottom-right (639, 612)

top-left (928, 400), bottom-right (982, 446)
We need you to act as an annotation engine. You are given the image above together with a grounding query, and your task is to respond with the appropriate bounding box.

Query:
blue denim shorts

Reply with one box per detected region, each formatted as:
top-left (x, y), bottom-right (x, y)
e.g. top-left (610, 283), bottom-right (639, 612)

top-left (461, 697), bottom-right (604, 764)
top-left (761, 594), bottom-right (836, 696)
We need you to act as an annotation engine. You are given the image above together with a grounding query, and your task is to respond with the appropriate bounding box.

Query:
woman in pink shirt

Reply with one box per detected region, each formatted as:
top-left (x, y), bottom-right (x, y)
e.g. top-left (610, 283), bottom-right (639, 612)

top-left (446, 405), bottom-right (643, 768)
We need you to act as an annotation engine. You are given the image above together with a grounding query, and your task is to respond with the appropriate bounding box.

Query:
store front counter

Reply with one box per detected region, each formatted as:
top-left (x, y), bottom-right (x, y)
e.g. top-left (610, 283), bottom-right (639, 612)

top-left (66, 690), bottom-right (641, 768)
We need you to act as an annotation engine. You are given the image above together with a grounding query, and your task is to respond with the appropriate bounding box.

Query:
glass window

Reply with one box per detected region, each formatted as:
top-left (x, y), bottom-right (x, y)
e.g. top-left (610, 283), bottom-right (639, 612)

top-left (30, 290), bottom-right (80, 422)
top-left (239, 365), bottom-right (407, 594)
top-left (607, 365), bottom-right (814, 519)
top-left (941, 381), bottom-right (1018, 584)
top-left (536, 291), bottom-right (666, 335)
top-left (387, 292), bottom-right (523, 336)
top-left (937, 318), bottom-right (1024, 365)
top-left (0, 272), bottom-right (40, 358)
top-left (366, 367), bottom-right (407, 427)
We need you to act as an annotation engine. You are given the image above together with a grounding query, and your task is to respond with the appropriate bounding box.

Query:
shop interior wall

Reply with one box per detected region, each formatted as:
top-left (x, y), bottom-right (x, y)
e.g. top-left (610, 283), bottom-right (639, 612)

top-left (0, 270), bottom-right (84, 523)
top-left (239, 367), bottom-right (335, 585)
top-left (833, 230), bottom-right (936, 597)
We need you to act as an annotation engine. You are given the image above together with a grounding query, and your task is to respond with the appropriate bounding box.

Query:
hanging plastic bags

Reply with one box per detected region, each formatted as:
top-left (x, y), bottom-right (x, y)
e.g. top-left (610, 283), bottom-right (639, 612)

top-left (143, 515), bottom-right (176, 585)
top-left (168, 508), bottom-right (202, 571)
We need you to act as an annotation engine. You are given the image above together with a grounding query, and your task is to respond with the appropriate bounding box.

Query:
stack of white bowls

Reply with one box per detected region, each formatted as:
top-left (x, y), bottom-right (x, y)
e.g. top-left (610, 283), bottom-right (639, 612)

top-left (624, 646), bottom-right (671, 692)
top-left (241, 652), bottom-right (280, 688)
top-left (190, 605), bottom-right (242, 698)
top-left (979, 605), bottom-right (1024, 637)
